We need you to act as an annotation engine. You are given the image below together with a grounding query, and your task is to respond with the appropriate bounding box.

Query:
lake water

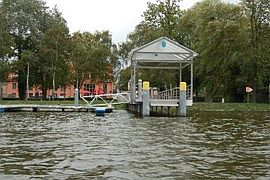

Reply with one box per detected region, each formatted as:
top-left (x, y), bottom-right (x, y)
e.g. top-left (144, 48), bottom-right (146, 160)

top-left (0, 110), bottom-right (269, 179)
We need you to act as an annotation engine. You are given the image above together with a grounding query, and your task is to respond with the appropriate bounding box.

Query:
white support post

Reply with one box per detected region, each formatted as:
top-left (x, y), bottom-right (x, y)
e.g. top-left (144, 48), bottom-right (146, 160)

top-left (177, 82), bottom-right (187, 117)
top-left (191, 61), bottom-right (194, 104)
top-left (179, 62), bottom-right (182, 82)
top-left (26, 62), bottom-right (29, 101)
top-left (75, 88), bottom-right (79, 107)
top-left (138, 79), bottom-right (142, 101)
top-left (142, 81), bottom-right (150, 116)
top-left (133, 62), bottom-right (136, 102)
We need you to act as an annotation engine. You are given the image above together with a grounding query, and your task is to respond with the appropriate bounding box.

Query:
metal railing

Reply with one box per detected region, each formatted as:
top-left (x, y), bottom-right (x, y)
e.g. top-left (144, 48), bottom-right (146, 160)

top-left (154, 85), bottom-right (192, 100)
top-left (81, 92), bottom-right (130, 107)
top-left (156, 87), bottom-right (180, 100)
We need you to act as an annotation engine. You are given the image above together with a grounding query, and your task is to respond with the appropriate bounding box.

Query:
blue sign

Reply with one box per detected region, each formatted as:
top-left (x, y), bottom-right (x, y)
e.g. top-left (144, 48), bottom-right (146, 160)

top-left (161, 40), bottom-right (166, 48)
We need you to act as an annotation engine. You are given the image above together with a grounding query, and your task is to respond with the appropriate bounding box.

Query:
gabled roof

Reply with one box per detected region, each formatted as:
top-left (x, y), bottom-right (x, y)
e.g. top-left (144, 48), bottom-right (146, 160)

top-left (129, 37), bottom-right (198, 63)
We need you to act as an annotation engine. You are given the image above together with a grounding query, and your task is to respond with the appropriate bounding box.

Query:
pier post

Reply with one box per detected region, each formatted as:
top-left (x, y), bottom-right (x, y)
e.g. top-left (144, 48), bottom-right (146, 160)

top-left (75, 88), bottom-right (79, 107)
top-left (142, 81), bottom-right (150, 116)
top-left (177, 82), bottom-right (187, 117)
top-left (138, 79), bottom-right (142, 101)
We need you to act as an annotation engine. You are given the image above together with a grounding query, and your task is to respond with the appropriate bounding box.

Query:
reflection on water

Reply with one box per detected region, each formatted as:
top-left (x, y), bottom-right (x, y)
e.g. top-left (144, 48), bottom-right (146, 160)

top-left (0, 110), bottom-right (269, 179)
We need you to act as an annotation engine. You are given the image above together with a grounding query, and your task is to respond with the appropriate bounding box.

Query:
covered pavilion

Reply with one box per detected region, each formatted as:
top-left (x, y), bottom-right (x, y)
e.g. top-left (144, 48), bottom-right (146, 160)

top-left (129, 36), bottom-right (198, 105)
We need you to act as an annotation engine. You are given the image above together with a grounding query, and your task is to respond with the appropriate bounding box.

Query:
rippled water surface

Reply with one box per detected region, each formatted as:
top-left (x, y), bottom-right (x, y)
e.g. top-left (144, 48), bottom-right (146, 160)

top-left (0, 110), bottom-right (269, 179)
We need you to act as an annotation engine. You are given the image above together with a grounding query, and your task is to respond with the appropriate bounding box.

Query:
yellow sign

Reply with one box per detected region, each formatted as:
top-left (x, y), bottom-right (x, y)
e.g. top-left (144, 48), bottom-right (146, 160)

top-left (143, 81), bottom-right (150, 91)
top-left (180, 82), bottom-right (187, 91)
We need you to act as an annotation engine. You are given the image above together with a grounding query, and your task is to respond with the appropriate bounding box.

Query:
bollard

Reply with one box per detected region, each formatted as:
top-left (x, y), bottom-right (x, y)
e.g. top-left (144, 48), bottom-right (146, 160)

top-left (75, 88), bottom-right (79, 107)
top-left (138, 79), bottom-right (143, 101)
top-left (177, 82), bottom-right (187, 117)
top-left (142, 81), bottom-right (150, 116)
top-left (222, 98), bottom-right (225, 103)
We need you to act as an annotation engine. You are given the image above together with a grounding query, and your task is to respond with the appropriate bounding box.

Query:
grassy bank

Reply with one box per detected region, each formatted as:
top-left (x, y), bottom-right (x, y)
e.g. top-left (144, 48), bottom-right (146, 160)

top-left (188, 102), bottom-right (269, 112)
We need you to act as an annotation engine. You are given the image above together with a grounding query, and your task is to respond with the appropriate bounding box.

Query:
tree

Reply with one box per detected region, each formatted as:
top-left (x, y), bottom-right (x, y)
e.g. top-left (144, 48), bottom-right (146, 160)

top-left (69, 31), bottom-right (116, 90)
top-left (142, 0), bottom-right (182, 38)
top-left (180, 0), bottom-right (250, 102)
top-left (35, 8), bottom-right (70, 100)
top-left (0, 8), bottom-right (13, 98)
top-left (240, 0), bottom-right (270, 102)
top-left (119, 0), bottom-right (184, 90)
top-left (118, 67), bottom-right (131, 91)
top-left (1, 0), bottom-right (48, 100)
top-left (0, 9), bottom-right (13, 61)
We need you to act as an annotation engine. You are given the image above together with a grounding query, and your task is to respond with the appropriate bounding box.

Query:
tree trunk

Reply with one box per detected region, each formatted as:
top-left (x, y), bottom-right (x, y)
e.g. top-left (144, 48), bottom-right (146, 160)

top-left (41, 73), bottom-right (47, 101)
top-left (205, 90), bottom-right (213, 102)
top-left (251, 79), bottom-right (257, 103)
top-left (42, 88), bottom-right (47, 101)
top-left (0, 81), bottom-right (2, 101)
top-left (18, 68), bottom-right (26, 100)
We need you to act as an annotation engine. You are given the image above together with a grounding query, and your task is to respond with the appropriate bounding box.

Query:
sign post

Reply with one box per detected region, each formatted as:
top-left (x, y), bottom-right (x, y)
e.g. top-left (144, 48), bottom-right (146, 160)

top-left (246, 87), bottom-right (253, 103)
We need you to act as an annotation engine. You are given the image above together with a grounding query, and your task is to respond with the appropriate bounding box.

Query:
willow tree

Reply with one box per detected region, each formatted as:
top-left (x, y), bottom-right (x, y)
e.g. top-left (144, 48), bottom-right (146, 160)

top-left (180, 0), bottom-right (251, 102)
top-left (240, 0), bottom-right (270, 102)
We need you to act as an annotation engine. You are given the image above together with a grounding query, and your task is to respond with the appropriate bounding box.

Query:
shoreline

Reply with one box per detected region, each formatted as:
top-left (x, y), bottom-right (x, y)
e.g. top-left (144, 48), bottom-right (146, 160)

top-left (0, 101), bottom-right (269, 112)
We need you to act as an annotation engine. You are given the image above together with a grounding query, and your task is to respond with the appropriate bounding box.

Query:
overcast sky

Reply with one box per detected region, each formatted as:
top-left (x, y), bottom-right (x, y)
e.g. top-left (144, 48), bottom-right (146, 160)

top-left (43, 0), bottom-right (201, 43)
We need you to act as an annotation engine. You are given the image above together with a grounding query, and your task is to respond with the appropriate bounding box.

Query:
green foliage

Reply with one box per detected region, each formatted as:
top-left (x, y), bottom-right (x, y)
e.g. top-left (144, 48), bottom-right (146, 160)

top-left (1, 0), bottom-right (49, 99)
top-left (35, 8), bottom-right (70, 99)
top-left (0, 10), bottom-right (13, 59)
top-left (1, 0), bottom-right (269, 103)
top-left (119, 0), bottom-right (269, 103)
top-left (0, 61), bottom-right (9, 82)
top-left (0, 9), bottom-right (13, 82)
top-left (69, 31), bottom-right (116, 89)
top-left (182, 0), bottom-right (247, 101)
top-left (240, 0), bottom-right (270, 102)
top-left (118, 0), bottom-right (184, 89)
top-left (118, 67), bottom-right (131, 91)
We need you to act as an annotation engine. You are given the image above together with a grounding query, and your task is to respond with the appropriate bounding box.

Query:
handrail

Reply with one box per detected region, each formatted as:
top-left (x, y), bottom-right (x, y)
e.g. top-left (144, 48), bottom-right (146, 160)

top-left (81, 92), bottom-right (131, 107)
top-left (153, 85), bottom-right (192, 100)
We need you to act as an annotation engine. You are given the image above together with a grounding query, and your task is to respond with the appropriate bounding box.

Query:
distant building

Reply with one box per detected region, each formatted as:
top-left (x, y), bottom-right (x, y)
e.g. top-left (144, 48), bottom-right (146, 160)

top-left (0, 73), bottom-right (114, 99)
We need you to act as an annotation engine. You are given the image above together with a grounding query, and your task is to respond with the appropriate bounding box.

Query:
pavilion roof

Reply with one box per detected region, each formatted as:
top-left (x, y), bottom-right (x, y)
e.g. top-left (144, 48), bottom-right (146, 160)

top-left (129, 37), bottom-right (198, 63)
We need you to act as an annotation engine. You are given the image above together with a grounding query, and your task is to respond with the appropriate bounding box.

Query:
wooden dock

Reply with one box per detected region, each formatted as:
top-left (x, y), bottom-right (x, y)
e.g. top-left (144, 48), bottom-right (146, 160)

top-left (0, 104), bottom-right (113, 113)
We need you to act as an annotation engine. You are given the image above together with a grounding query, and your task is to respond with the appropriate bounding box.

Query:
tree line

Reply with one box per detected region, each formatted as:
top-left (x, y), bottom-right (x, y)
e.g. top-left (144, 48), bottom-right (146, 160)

top-left (0, 0), bottom-right (118, 100)
top-left (1, 0), bottom-right (269, 102)
top-left (118, 0), bottom-right (270, 103)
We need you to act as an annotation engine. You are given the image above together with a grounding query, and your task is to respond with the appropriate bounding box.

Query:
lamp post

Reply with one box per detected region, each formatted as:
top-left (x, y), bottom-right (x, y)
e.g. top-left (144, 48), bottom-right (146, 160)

top-left (26, 62), bottom-right (29, 101)
top-left (52, 65), bottom-right (55, 99)
top-left (52, 36), bottom-right (59, 100)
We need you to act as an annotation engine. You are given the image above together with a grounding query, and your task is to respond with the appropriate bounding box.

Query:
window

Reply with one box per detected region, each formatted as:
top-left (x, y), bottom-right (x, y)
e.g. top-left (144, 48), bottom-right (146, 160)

top-left (84, 84), bottom-right (90, 91)
top-left (12, 83), bottom-right (17, 90)
top-left (84, 84), bottom-right (95, 94)
top-left (90, 84), bottom-right (95, 92)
